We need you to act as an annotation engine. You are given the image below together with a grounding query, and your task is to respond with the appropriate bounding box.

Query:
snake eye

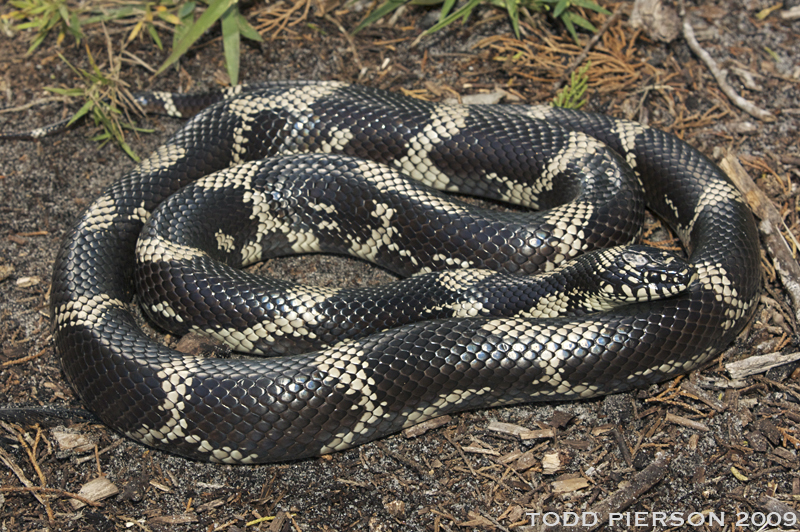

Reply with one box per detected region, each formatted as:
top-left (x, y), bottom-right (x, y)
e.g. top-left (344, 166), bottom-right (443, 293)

top-left (591, 246), bottom-right (694, 302)
top-left (622, 251), bottom-right (649, 267)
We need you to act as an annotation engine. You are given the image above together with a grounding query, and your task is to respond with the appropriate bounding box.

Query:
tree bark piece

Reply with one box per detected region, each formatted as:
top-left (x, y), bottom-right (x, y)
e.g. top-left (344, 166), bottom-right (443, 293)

top-left (720, 154), bottom-right (800, 325)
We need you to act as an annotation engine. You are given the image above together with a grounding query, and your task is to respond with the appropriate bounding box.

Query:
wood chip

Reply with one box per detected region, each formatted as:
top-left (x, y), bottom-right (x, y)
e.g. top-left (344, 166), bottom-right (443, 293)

top-left (781, 5), bottom-right (800, 19)
top-left (70, 477), bottom-right (119, 509)
top-left (542, 451), bottom-right (569, 475)
top-left (694, 374), bottom-right (748, 390)
top-left (148, 514), bottom-right (198, 524)
top-left (402, 415), bottom-right (450, 438)
top-left (591, 424), bottom-right (615, 436)
top-left (770, 447), bottom-right (799, 468)
top-left (336, 479), bottom-right (368, 488)
top-left (548, 410), bottom-right (573, 429)
top-left (758, 495), bottom-right (800, 521)
top-left (459, 511), bottom-right (494, 527)
top-left (563, 439), bottom-right (592, 450)
top-left (665, 413), bottom-right (710, 432)
top-left (512, 451), bottom-right (539, 472)
top-left (149, 480), bottom-right (172, 493)
top-left (384, 499), bottom-right (405, 518)
top-left (745, 430), bottom-right (769, 452)
top-left (455, 89), bottom-right (512, 105)
top-left (551, 477), bottom-right (591, 494)
top-left (773, 447), bottom-right (797, 460)
top-left (174, 331), bottom-right (230, 357)
top-left (726, 351), bottom-right (800, 380)
top-left (505, 505), bottom-right (524, 523)
top-left (486, 420), bottom-right (554, 440)
top-left (612, 426), bottom-right (633, 466)
top-left (756, 419), bottom-right (783, 446)
top-left (269, 511), bottom-right (289, 532)
top-left (194, 498), bottom-right (225, 512)
top-left (15, 276), bottom-right (40, 288)
top-left (461, 445), bottom-right (500, 456)
top-left (498, 450), bottom-right (524, 464)
top-left (486, 420), bottom-right (528, 437)
top-left (0, 263), bottom-right (13, 282)
top-left (51, 429), bottom-right (94, 454)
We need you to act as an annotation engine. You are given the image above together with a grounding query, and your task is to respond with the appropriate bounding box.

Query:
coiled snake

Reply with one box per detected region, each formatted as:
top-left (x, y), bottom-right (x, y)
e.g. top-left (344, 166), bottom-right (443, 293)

top-left (50, 81), bottom-right (760, 463)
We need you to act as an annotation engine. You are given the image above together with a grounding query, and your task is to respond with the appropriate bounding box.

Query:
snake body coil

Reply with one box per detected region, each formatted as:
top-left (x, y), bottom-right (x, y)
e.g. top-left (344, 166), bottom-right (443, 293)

top-left (51, 82), bottom-right (760, 463)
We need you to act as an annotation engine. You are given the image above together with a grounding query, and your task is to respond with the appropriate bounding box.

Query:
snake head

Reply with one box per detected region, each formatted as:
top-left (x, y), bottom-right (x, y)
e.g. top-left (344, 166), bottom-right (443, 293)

top-left (584, 245), bottom-right (697, 305)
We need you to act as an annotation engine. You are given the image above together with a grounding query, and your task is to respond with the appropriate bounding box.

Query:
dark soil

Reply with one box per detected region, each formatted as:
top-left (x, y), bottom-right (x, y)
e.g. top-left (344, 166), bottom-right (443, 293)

top-left (1, 1), bottom-right (799, 531)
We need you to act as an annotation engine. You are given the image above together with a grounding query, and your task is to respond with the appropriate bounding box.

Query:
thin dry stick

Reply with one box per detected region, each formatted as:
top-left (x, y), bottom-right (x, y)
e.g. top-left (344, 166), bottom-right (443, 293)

top-left (15, 427), bottom-right (48, 487)
top-left (1, 347), bottom-right (47, 367)
top-left (272, 0), bottom-right (313, 38)
top-left (0, 444), bottom-right (54, 522)
top-left (0, 486), bottom-right (104, 508)
top-left (682, 17), bottom-right (774, 121)
top-left (443, 432), bottom-right (479, 478)
top-left (324, 14), bottom-right (363, 73)
top-left (0, 97), bottom-right (70, 114)
top-left (552, 9), bottom-right (623, 92)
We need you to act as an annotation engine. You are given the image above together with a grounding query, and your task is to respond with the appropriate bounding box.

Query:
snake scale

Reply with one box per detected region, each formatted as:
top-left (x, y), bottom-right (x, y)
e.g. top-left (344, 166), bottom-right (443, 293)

top-left (50, 81), bottom-right (761, 463)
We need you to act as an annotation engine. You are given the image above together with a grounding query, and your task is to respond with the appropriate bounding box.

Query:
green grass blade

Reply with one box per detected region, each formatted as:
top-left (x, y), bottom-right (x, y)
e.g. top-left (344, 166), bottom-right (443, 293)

top-left (573, 0), bottom-right (610, 14)
top-left (173, 2), bottom-right (196, 49)
top-left (57, 3), bottom-right (71, 28)
top-left (148, 23), bottom-right (164, 50)
top-left (552, 0), bottom-right (569, 19)
top-left (237, 11), bottom-right (262, 41)
top-left (156, 0), bottom-right (234, 76)
top-left (66, 99), bottom-right (94, 126)
top-left (439, 0), bottom-right (458, 20)
top-left (425, 0), bottom-right (481, 34)
top-left (178, 1), bottom-right (197, 19)
top-left (562, 13), bottom-right (578, 43)
top-left (44, 86), bottom-right (84, 96)
top-left (221, 4), bottom-right (240, 85)
top-left (505, 0), bottom-right (520, 38)
top-left (15, 21), bottom-right (42, 30)
top-left (118, 139), bottom-right (140, 162)
top-left (27, 32), bottom-right (47, 54)
top-left (566, 12), bottom-right (597, 32)
top-left (352, 0), bottom-right (408, 34)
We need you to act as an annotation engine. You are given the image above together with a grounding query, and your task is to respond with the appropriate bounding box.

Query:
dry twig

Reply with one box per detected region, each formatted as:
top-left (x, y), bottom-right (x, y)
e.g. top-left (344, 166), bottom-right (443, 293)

top-left (1, 347), bottom-right (46, 367)
top-left (0, 442), bottom-right (54, 522)
top-left (682, 17), bottom-right (775, 121)
top-left (720, 154), bottom-right (800, 324)
top-left (727, 351), bottom-right (800, 380)
top-left (0, 486), bottom-right (104, 508)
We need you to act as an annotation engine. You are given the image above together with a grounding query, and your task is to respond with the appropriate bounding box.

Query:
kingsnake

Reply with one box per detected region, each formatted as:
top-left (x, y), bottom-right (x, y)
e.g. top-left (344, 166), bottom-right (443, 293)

top-left (50, 81), bottom-right (761, 463)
